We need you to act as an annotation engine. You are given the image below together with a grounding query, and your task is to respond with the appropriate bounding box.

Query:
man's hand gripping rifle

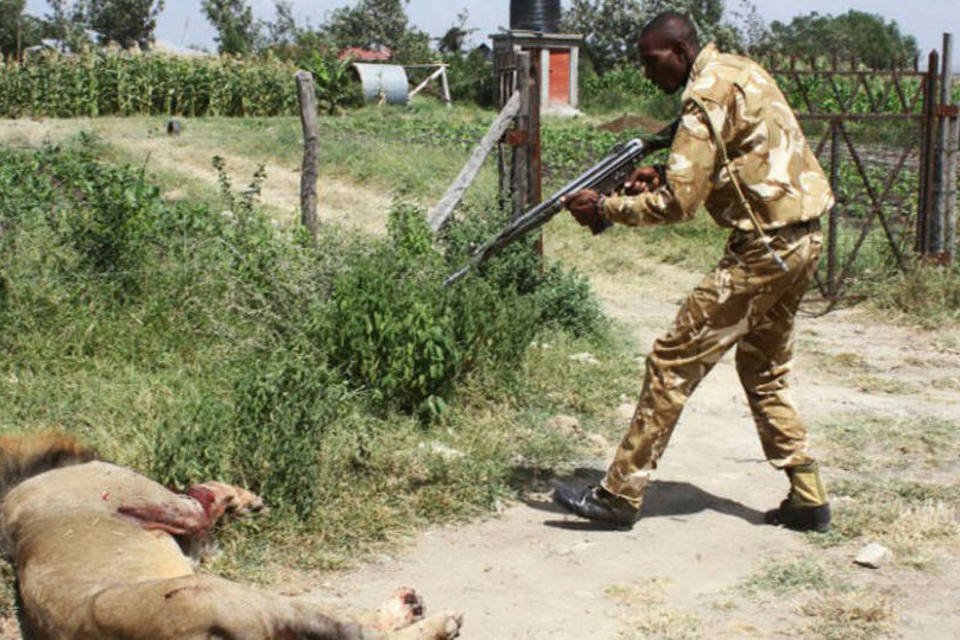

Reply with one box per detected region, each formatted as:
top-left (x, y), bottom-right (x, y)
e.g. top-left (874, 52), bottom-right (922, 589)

top-left (444, 121), bottom-right (678, 287)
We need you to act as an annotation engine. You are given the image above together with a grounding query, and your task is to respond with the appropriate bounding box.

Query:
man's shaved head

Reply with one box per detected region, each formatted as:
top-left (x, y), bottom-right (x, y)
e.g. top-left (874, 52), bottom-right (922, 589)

top-left (640, 12), bottom-right (700, 50)
top-left (636, 11), bottom-right (700, 94)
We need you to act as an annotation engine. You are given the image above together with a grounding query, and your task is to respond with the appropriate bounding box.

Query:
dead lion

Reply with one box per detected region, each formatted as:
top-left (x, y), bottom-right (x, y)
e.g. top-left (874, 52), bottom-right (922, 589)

top-left (0, 432), bottom-right (463, 640)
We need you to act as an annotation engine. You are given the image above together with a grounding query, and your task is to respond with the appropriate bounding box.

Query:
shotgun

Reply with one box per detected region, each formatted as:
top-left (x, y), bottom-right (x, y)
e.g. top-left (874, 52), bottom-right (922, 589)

top-left (444, 120), bottom-right (678, 287)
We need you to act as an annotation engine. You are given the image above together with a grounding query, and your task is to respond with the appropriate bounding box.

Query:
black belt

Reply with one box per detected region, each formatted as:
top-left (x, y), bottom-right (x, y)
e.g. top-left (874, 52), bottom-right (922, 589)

top-left (792, 218), bottom-right (821, 232)
top-left (768, 217), bottom-right (820, 236)
top-left (733, 217), bottom-right (820, 238)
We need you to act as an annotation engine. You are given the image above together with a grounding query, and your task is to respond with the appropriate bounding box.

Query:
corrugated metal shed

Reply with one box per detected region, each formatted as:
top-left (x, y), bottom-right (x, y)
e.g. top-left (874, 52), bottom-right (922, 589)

top-left (352, 63), bottom-right (409, 105)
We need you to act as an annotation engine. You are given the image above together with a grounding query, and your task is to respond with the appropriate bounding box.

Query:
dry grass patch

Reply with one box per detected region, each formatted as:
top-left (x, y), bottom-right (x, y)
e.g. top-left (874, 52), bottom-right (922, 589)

top-left (825, 494), bottom-right (960, 569)
top-left (931, 376), bottom-right (960, 391)
top-left (741, 556), bottom-right (896, 640)
top-left (828, 352), bottom-right (869, 370)
top-left (605, 578), bottom-right (703, 640)
top-left (799, 589), bottom-right (895, 640)
top-left (814, 412), bottom-right (960, 566)
top-left (853, 375), bottom-right (920, 395)
top-left (818, 414), bottom-right (960, 473)
top-left (741, 556), bottom-right (843, 598)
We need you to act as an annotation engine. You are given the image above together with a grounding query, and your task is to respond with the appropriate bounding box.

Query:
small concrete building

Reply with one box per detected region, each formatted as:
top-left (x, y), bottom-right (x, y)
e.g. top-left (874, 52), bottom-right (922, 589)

top-left (491, 30), bottom-right (583, 116)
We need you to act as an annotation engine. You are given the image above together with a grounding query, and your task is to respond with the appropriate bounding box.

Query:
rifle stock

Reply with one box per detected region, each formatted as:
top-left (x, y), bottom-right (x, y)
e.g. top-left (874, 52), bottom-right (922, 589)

top-left (444, 120), bottom-right (678, 287)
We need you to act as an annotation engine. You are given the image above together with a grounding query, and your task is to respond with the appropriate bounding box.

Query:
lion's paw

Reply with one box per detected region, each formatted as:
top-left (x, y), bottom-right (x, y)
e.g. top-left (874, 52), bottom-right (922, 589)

top-left (188, 481), bottom-right (265, 519)
top-left (223, 485), bottom-right (264, 516)
top-left (375, 587), bottom-right (424, 631)
top-left (391, 611), bottom-right (463, 640)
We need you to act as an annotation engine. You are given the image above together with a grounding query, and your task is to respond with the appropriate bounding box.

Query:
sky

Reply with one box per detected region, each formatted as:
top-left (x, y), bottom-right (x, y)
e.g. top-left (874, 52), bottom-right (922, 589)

top-left (23, 0), bottom-right (960, 68)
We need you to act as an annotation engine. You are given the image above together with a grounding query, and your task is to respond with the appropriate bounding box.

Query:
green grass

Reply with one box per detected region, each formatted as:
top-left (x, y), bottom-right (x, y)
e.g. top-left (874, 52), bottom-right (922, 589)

top-left (817, 414), bottom-right (960, 474)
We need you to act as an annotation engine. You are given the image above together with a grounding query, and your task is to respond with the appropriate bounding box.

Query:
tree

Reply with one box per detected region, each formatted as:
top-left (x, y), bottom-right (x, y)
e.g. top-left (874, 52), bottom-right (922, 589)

top-left (44, 0), bottom-right (90, 52)
top-left (763, 11), bottom-right (918, 69)
top-left (87, 0), bottom-right (163, 49)
top-left (561, 0), bottom-right (647, 74)
top-left (322, 0), bottom-right (430, 63)
top-left (562, 0), bottom-right (753, 74)
top-left (0, 0), bottom-right (27, 58)
top-left (437, 9), bottom-right (476, 55)
top-left (264, 0), bottom-right (297, 48)
top-left (725, 0), bottom-right (769, 53)
top-left (202, 0), bottom-right (259, 55)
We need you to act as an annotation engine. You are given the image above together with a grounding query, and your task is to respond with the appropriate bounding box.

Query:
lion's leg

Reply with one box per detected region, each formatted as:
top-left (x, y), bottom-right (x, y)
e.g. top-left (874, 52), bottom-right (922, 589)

top-left (89, 576), bottom-right (462, 640)
top-left (116, 495), bottom-right (211, 536)
top-left (184, 481), bottom-right (264, 524)
top-left (87, 574), bottom-right (368, 640)
top-left (351, 587), bottom-right (424, 631)
top-left (117, 482), bottom-right (263, 538)
top-left (353, 589), bottom-right (462, 640)
top-left (385, 613), bottom-right (463, 640)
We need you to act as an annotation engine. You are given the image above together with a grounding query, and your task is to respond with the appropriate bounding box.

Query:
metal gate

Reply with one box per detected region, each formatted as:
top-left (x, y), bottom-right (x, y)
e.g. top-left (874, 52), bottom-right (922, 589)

top-left (767, 43), bottom-right (958, 300)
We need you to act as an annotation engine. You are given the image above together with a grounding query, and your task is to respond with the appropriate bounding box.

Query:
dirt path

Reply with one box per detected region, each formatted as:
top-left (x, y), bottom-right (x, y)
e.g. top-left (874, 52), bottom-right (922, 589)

top-left (0, 118), bottom-right (392, 235)
top-left (308, 258), bottom-right (960, 639)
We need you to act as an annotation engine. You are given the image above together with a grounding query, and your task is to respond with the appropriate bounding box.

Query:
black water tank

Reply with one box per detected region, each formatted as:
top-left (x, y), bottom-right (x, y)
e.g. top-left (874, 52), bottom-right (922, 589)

top-left (510, 0), bottom-right (561, 33)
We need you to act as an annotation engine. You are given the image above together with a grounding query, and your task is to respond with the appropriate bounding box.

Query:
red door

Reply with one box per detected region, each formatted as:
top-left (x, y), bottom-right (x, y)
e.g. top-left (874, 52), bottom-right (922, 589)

top-left (548, 49), bottom-right (570, 104)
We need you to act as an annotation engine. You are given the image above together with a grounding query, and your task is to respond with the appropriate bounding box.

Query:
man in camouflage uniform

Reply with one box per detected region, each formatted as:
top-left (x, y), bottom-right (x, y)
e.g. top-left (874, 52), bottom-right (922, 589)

top-left (553, 11), bottom-right (832, 532)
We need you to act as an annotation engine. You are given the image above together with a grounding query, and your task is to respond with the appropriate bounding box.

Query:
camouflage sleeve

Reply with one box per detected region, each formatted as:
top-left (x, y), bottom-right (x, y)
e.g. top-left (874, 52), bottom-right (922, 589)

top-left (600, 100), bottom-right (719, 226)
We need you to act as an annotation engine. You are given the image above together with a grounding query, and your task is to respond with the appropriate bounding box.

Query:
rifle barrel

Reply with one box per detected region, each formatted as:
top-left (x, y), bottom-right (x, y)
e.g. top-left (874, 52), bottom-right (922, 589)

top-left (444, 121), bottom-right (678, 287)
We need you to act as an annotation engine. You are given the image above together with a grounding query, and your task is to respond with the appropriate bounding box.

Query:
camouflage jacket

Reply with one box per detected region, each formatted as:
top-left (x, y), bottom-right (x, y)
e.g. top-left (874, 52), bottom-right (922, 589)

top-left (601, 43), bottom-right (834, 231)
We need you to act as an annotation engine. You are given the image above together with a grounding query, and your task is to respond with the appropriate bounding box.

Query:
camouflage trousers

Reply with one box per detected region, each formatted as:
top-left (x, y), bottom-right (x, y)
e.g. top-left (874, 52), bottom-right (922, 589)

top-left (602, 220), bottom-right (823, 508)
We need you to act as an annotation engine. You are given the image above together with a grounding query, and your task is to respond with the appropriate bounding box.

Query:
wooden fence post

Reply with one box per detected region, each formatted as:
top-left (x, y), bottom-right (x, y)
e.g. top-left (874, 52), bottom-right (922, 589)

top-left (428, 90), bottom-right (521, 232)
top-left (296, 70), bottom-right (319, 242)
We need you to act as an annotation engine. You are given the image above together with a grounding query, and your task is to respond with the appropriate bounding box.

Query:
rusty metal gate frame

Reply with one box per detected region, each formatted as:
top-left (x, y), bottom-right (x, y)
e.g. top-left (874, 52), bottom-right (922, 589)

top-left (767, 56), bottom-right (931, 300)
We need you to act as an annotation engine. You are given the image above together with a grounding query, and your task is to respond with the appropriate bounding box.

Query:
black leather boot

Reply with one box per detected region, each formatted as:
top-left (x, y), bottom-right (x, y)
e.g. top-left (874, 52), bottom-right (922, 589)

top-left (553, 484), bottom-right (640, 526)
top-left (765, 499), bottom-right (831, 533)
top-left (765, 462), bottom-right (831, 533)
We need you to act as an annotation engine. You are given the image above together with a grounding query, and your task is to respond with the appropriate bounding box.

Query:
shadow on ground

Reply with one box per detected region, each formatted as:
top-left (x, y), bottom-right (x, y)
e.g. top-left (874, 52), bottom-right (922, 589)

top-left (518, 467), bottom-right (766, 531)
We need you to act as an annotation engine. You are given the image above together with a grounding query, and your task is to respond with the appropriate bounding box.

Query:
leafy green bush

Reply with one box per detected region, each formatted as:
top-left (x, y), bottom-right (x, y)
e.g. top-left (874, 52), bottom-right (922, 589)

top-left (534, 265), bottom-right (604, 338)
top-left (580, 65), bottom-right (679, 118)
top-left (230, 346), bottom-right (350, 516)
top-left (152, 390), bottom-right (232, 489)
top-left (61, 163), bottom-right (159, 297)
top-left (298, 51), bottom-right (363, 114)
top-left (0, 136), bottom-right (159, 301)
top-left (441, 198), bottom-right (605, 338)
top-left (320, 204), bottom-right (462, 413)
top-left (442, 49), bottom-right (494, 107)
